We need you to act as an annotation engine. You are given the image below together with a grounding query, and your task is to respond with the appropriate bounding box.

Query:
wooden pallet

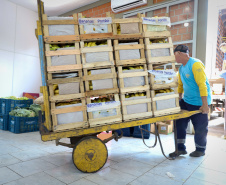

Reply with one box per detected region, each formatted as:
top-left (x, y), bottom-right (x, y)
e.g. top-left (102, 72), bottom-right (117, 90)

top-left (78, 12), bottom-right (113, 41)
top-left (86, 94), bottom-right (122, 126)
top-left (120, 91), bottom-right (153, 121)
top-left (148, 63), bottom-right (178, 90)
top-left (151, 88), bottom-right (180, 117)
top-left (118, 64), bottom-right (150, 94)
top-left (83, 67), bottom-right (119, 97)
top-left (112, 14), bottom-right (143, 39)
top-left (51, 98), bottom-right (88, 132)
top-left (144, 37), bottom-right (175, 64)
top-left (80, 39), bottom-right (114, 69)
top-left (42, 14), bottom-right (80, 43)
top-left (114, 39), bottom-right (146, 66)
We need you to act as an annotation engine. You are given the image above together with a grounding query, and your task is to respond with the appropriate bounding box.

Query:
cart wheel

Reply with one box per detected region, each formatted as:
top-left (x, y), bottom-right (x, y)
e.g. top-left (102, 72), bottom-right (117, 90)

top-left (72, 136), bottom-right (108, 173)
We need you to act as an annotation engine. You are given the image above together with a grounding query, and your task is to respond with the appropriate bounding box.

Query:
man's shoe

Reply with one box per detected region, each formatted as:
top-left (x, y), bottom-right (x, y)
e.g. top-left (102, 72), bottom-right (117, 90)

top-left (189, 151), bottom-right (205, 157)
top-left (169, 150), bottom-right (187, 158)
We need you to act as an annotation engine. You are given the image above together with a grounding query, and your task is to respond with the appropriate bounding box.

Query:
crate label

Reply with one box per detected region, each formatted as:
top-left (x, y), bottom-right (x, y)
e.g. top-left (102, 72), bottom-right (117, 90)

top-left (142, 17), bottom-right (171, 26)
top-left (161, 126), bottom-right (166, 131)
top-left (87, 101), bottom-right (120, 112)
top-left (26, 121), bottom-right (36, 125)
top-left (11, 120), bottom-right (15, 125)
top-left (148, 70), bottom-right (176, 78)
top-left (79, 17), bottom-right (112, 25)
top-left (0, 118), bottom-right (3, 122)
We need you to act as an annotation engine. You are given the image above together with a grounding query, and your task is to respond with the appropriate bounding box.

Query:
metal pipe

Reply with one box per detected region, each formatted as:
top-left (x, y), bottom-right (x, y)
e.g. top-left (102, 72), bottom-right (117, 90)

top-left (192, 0), bottom-right (198, 57)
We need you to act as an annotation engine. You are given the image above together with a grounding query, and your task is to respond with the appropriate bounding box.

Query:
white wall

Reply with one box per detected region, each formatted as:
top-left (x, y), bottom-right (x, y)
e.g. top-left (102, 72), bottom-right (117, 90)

top-left (0, 0), bottom-right (41, 97)
top-left (206, 0), bottom-right (226, 79)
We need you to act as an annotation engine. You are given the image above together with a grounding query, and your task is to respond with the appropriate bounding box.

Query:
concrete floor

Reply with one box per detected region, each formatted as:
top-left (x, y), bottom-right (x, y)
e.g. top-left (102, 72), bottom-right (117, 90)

top-left (0, 126), bottom-right (226, 185)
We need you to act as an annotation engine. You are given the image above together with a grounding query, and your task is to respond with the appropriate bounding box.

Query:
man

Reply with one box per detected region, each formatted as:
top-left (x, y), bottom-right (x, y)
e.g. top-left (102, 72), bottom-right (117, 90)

top-left (169, 45), bottom-right (211, 158)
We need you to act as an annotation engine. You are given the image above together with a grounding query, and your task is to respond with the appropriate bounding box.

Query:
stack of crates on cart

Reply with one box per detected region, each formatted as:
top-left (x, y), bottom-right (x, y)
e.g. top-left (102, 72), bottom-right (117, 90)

top-left (142, 16), bottom-right (180, 117)
top-left (113, 14), bottom-right (152, 121)
top-left (78, 13), bottom-right (122, 127)
top-left (42, 14), bottom-right (88, 132)
top-left (0, 97), bottom-right (33, 131)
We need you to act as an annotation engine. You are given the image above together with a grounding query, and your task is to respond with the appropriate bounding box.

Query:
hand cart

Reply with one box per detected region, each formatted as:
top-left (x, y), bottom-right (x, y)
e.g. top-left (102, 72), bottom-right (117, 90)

top-left (39, 110), bottom-right (200, 173)
top-left (36, 0), bottom-right (201, 173)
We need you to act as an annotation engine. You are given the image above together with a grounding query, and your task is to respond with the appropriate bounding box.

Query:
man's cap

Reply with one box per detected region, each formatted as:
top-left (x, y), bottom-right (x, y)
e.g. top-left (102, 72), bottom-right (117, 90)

top-left (174, 45), bottom-right (189, 53)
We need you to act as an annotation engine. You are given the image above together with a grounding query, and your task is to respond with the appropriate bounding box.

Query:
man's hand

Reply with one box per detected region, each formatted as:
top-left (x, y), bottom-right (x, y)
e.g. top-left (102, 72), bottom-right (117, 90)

top-left (200, 96), bottom-right (209, 114)
top-left (199, 105), bottom-right (209, 114)
top-left (179, 93), bottom-right (182, 100)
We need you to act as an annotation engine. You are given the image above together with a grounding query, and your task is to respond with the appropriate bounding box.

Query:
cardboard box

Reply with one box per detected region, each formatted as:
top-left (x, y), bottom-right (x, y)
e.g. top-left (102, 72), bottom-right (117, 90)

top-left (150, 123), bottom-right (156, 133)
top-left (158, 122), bottom-right (173, 135)
top-left (166, 120), bottom-right (174, 131)
top-left (157, 120), bottom-right (174, 131)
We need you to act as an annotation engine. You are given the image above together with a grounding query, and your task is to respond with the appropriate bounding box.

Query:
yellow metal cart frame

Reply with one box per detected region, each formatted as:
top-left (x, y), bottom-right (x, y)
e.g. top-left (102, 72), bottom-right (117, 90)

top-left (36, 0), bottom-right (201, 173)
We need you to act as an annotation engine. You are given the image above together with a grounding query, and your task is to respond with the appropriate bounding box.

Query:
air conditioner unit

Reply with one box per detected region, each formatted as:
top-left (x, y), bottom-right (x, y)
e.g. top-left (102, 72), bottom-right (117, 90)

top-left (111, 0), bottom-right (147, 13)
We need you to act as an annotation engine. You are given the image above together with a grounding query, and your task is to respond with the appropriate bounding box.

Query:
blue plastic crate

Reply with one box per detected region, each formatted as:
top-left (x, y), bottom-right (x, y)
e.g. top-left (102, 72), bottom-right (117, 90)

top-left (9, 116), bottom-right (39, 134)
top-left (10, 99), bottom-right (33, 112)
top-left (0, 114), bottom-right (9, 130)
top-left (0, 98), bottom-right (11, 115)
top-left (133, 124), bottom-right (150, 139)
top-left (115, 127), bottom-right (131, 137)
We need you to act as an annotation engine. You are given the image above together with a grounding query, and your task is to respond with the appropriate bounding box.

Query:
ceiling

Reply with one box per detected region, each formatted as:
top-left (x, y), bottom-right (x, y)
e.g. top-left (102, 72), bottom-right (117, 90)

top-left (8, 0), bottom-right (100, 16)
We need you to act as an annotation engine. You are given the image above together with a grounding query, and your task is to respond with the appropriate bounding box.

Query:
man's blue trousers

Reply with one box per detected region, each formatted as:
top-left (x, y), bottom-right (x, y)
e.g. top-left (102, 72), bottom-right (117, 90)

top-left (176, 99), bottom-right (208, 152)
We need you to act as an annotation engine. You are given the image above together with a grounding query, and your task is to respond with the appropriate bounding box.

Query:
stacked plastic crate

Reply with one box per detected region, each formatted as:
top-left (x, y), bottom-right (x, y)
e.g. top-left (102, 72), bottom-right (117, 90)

top-left (78, 13), bottom-right (122, 127)
top-left (0, 98), bottom-right (11, 130)
top-left (42, 14), bottom-right (88, 132)
top-left (0, 98), bottom-right (33, 132)
top-left (142, 16), bottom-right (180, 117)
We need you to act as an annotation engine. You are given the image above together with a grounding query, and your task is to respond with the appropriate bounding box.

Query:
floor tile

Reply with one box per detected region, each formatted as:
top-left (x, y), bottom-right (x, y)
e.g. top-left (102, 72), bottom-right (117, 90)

top-left (129, 151), bottom-right (166, 165)
top-left (0, 154), bottom-right (21, 167)
top-left (0, 167), bottom-right (21, 184)
top-left (122, 145), bottom-right (148, 155)
top-left (4, 172), bottom-right (65, 185)
top-left (147, 163), bottom-right (194, 183)
top-left (191, 167), bottom-right (226, 185)
top-left (10, 149), bottom-right (50, 161)
top-left (183, 177), bottom-right (217, 185)
top-left (128, 172), bottom-right (182, 185)
top-left (102, 159), bottom-right (118, 169)
top-left (44, 162), bottom-right (90, 184)
top-left (108, 144), bottom-right (147, 162)
top-left (200, 152), bottom-right (226, 173)
top-left (9, 141), bottom-right (48, 151)
top-left (41, 151), bottom-right (72, 166)
top-left (161, 155), bottom-right (205, 170)
top-left (8, 158), bottom-right (57, 177)
top-left (110, 158), bottom-right (154, 177)
top-left (107, 146), bottom-right (133, 162)
top-left (85, 167), bottom-right (137, 185)
top-left (69, 178), bottom-right (98, 185)
top-left (40, 145), bottom-right (72, 154)
top-left (0, 144), bottom-right (22, 155)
